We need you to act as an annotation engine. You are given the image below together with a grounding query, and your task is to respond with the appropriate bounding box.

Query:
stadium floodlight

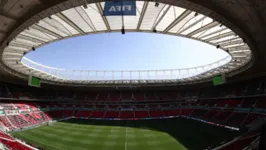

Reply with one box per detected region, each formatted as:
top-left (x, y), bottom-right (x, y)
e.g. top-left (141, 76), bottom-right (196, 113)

top-left (83, 4), bottom-right (88, 9)
top-left (216, 45), bottom-right (220, 49)
top-left (121, 27), bottom-right (125, 34)
top-left (155, 2), bottom-right (159, 7)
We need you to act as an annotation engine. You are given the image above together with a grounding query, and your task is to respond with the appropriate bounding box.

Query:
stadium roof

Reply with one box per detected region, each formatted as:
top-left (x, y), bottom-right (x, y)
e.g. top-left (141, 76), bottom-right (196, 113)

top-left (0, 0), bottom-right (264, 86)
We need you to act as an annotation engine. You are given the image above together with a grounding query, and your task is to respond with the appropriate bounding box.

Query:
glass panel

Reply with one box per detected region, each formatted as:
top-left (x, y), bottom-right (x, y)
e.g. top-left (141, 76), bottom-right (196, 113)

top-left (52, 14), bottom-right (79, 35)
top-left (62, 8), bottom-right (93, 33)
top-left (140, 2), bottom-right (166, 30)
top-left (156, 6), bottom-right (185, 31)
top-left (83, 4), bottom-right (107, 31)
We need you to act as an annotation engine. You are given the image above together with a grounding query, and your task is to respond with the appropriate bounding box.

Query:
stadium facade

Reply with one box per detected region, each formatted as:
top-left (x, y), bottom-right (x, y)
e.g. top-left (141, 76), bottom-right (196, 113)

top-left (0, 0), bottom-right (254, 86)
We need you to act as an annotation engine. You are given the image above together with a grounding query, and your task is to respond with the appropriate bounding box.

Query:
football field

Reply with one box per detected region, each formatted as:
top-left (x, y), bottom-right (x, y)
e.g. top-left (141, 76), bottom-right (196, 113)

top-left (12, 118), bottom-right (241, 150)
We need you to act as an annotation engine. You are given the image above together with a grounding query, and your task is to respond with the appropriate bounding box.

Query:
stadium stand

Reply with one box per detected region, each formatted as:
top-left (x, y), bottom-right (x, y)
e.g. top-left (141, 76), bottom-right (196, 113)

top-left (0, 131), bottom-right (34, 150)
top-left (0, 78), bottom-right (265, 149)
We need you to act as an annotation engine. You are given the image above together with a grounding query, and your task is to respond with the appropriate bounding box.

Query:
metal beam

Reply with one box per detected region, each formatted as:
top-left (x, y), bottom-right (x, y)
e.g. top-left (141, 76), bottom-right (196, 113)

top-left (2, 52), bottom-right (23, 56)
top-left (9, 42), bottom-right (31, 49)
top-left (31, 24), bottom-right (62, 38)
top-left (179, 16), bottom-right (207, 34)
top-left (227, 45), bottom-right (249, 51)
top-left (152, 5), bottom-right (171, 30)
top-left (200, 27), bottom-right (227, 39)
top-left (187, 21), bottom-right (219, 37)
top-left (205, 31), bottom-right (235, 41)
top-left (56, 12), bottom-right (85, 34)
top-left (75, 7), bottom-right (96, 32)
top-left (12, 65), bottom-right (24, 69)
top-left (163, 10), bottom-right (192, 33)
top-left (5, 47), bottom-right (27, 52)
top-left (18, 68), bottom-right (29, 71)
top-left (137, 1), bottom-right (149, 30)
top-left (220, 39), bottom-right (243, 47)
top-left (230, 52), bottom-right (250, 55)
top-left (96, 3), bottom-right (111, 31)
top-left (17, 34), bottom-right (46, 44)
top-left (215, 37), bottom-right (240, 45)
top-left (3, 57), bottom-right (20, 60)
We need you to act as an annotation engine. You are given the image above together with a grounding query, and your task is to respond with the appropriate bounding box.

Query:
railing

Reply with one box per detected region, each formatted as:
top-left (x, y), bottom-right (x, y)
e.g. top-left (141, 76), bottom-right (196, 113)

top-left (21, 56), bottom-right (231, 81)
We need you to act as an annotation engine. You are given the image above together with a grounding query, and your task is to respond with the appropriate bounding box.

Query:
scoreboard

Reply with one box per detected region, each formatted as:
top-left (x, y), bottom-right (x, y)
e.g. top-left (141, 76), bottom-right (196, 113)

top-left (28, 76), bottom-right (41, 87)
top-left (212, 74), bottom-right (226, 86)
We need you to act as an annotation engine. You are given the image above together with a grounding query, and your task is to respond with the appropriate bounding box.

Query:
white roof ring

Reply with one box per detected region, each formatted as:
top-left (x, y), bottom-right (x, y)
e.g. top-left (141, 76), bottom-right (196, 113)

top-left (0, 0), bottom-right (253, 86)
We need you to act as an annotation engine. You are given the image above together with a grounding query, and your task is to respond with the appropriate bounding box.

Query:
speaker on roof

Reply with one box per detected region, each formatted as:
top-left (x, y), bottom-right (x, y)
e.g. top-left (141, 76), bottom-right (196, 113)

top-left (83, 4), bottom-right (88, 9)
top-left (121, 27), bottom-right (125, 34)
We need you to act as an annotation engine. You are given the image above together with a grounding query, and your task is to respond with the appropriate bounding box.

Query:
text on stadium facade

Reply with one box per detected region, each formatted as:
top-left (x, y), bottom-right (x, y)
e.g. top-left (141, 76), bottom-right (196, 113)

top-left (103, 1), bottom-right (136, 16)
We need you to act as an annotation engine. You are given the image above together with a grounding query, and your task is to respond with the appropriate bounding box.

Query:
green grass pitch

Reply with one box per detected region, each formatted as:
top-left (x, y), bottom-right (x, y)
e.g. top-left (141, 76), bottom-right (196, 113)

top-left (12, 118), bottom-right (241, 150)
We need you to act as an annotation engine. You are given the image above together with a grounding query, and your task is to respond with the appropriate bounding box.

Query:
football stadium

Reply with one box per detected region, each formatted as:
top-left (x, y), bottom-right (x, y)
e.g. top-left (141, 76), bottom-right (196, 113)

top-left (0, 0), bottom-right (265, 150)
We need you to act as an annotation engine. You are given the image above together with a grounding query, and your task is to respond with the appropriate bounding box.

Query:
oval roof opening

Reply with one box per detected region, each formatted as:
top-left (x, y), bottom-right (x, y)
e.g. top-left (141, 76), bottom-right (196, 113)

top-left (25, 32), bottom-right (229, 70)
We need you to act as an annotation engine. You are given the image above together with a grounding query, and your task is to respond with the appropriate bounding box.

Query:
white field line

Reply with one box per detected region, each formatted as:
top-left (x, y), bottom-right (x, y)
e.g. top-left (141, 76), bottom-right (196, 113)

top-left (125, 122), bottom-right (128, 150)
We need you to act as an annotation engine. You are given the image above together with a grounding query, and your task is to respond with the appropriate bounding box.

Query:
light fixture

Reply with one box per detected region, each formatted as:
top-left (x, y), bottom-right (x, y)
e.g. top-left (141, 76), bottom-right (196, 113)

top-left (32, 47), bottom-right (35, 51)
top-left (121, 27), bottom-right (125, 34)
top-left (216, 45), bottom-right (220, 49)
top-left (194, 12), bottom-right (198, 16)
top-left (83, 4), bottom-right (88, 9)
top-left (155, 2), bottom-right (159, 7)
top-left (153, 29), bottom-right (157, 33)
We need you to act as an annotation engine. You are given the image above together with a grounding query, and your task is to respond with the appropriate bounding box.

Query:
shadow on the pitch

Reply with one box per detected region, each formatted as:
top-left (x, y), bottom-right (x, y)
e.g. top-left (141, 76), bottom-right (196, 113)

top-left (58, 117), bottom-right (242, 150)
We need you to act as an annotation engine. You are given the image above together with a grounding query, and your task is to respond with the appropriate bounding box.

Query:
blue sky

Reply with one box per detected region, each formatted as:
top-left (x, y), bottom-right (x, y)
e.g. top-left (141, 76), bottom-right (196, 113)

top-left (26, 32), bottom-right (228, 71)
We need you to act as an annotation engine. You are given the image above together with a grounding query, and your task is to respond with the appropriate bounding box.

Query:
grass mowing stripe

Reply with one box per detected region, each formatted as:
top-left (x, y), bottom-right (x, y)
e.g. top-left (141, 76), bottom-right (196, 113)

top-left (125, 121), bottom-right (128, 150)
top-left (15, 132), bottom-right (63, 150)
top-left (12, 118), bottom-right (241, 150)
top-left (19, 129), bottom-right (110, 149)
